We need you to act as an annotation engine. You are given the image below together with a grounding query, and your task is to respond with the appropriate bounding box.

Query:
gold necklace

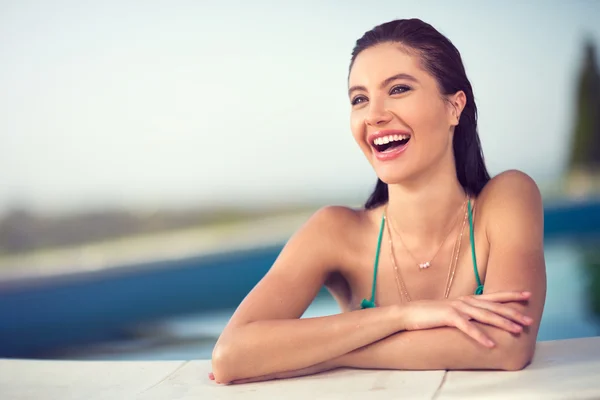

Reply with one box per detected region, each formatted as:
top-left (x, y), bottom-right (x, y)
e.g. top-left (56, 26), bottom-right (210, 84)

top-left (388, 197), bottom-right (467, 270)
top-left (386, 199), bottom-right (470, 302)
top-left (443, 204), bottom-right (469, 299)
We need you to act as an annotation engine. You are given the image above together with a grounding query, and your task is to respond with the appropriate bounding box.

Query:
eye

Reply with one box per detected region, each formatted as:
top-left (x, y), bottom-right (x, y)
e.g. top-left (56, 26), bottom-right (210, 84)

top-left (351, 95), bottom-right (368, 106)
top-left (390, 85), bottom-right (411, 95)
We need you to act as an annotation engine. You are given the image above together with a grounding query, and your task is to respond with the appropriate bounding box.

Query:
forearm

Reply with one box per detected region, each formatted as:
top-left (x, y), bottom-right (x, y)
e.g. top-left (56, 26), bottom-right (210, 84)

top-left (227, 360), bottom-right (340, 385)
top-left (340, 323), bottom-right (535, 371)
top-left (212, 305), bottom-right (402, 383)
top-left (213, 307), bottom-right (401, 382)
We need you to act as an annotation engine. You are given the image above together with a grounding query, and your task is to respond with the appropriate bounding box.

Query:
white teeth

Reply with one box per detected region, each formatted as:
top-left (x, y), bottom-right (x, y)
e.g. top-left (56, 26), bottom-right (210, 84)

top-left (372, 134), bottom-right (410, 146)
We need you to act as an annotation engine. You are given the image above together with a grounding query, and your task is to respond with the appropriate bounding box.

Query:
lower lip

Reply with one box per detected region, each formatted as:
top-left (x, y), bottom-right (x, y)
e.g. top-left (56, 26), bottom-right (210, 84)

top-left (373, 141), bottom-right (410, 161)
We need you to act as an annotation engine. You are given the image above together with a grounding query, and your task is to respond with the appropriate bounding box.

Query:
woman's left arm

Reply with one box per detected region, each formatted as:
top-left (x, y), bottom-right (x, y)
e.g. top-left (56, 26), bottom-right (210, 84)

top-left (339, 170), bottom-right (547, 371)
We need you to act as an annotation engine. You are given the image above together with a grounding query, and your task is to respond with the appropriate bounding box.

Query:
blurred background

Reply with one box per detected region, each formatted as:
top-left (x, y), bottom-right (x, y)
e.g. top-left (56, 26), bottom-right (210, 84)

top-left (1, 0), bottom-right (599, 360)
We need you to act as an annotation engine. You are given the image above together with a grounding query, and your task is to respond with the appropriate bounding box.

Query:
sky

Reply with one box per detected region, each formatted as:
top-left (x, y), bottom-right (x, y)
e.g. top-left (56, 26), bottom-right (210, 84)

top-left (1, 0), bottom-right (600, 213)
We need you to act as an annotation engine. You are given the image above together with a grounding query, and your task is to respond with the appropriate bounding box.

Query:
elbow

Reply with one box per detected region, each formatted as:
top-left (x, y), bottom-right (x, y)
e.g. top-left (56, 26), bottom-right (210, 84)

top-left (501, 353), bottom-right (532, 371)
top-left (498, 338), bottom-right (535, 371)
top-left (211, 342), bottom-right (237, 384)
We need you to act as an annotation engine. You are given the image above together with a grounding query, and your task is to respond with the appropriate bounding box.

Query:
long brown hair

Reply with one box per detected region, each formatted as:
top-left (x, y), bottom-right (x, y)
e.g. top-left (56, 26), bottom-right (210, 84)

top-left (349, 19), bottom-right (491, 209)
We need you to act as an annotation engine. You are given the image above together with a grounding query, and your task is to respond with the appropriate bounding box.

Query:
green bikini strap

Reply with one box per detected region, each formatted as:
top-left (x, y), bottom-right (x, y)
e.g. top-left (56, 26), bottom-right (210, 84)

top-left (361, 200), bottom-right (481, 308)
top-left (361, 212), bottom-right (386, 309)
top-left (468, 198), bottom-right (484, 295)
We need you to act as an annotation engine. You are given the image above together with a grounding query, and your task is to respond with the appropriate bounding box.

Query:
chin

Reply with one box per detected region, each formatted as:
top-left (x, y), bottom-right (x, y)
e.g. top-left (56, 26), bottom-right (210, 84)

top-left (367, 148), bottom-right (418, 185)
top-left (375, 168), bottom-right (416, 185)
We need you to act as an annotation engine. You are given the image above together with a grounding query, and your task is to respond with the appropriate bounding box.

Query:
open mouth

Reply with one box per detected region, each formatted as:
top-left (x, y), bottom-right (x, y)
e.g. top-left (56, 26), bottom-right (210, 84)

top-left (372, 134), bottom-right (411, 153)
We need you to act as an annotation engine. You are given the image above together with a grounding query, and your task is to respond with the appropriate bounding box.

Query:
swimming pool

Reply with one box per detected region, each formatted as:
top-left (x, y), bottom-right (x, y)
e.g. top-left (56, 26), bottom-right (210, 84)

top-left (44, 236), bottom-right (600, 361)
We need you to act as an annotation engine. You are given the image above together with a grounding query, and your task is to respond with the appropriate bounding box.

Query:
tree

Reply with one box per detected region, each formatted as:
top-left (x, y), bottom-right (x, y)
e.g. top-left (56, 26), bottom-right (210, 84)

top-left (569, 40), bottom-right (600, 172)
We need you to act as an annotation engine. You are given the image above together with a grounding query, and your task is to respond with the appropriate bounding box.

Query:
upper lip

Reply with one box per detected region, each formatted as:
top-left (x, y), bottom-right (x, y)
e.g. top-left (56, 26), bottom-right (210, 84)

top-left (367, 129), bottom-right (411, 145)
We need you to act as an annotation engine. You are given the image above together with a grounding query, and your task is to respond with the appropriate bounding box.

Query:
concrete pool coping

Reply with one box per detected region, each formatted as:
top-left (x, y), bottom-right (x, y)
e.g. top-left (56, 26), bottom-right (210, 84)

top-left (1, 336), bottom-right (599, 399)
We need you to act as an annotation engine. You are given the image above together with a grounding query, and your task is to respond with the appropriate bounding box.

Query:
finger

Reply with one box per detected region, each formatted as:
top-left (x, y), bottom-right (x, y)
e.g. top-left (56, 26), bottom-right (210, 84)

top-left (474, 291), bottom-right (531, 303)
top-left (453, 300), bottom-right (525, 334)
top-left (452, 314), bottom-right (495, 347)
top-left (461, 296), bottom-right (533, 326)
top-left (208, 372), bottom-right (215, 380)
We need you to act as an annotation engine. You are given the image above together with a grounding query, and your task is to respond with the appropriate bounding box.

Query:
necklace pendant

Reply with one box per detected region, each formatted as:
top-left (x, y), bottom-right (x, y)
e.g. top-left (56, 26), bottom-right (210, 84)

top-left (419, 262), bottom-right (431, 269)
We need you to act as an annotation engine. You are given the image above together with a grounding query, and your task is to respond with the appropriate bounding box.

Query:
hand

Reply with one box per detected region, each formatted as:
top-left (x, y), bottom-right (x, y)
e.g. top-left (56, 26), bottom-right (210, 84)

top-left (399, 291), bottom-right (533, 348)
top-left (208, 359), bottom-right (339, 385)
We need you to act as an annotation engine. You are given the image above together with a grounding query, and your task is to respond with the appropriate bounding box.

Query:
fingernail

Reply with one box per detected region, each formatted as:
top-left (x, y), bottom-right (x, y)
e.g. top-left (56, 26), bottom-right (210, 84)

top-left (521, 291), bottom-right (531, 296)
top-left (523, 316), bottom-right (533, 324)
top-left (208, 372), bottom-right (215, 380)
top-left (487, 340), bottom-right (495, 347)
top-left (513, 324), bottom-right (522, 331)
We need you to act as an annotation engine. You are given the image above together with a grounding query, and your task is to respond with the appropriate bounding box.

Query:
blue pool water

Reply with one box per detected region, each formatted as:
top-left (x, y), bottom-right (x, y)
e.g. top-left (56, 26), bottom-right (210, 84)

top-left (48, 237), bottom-right (600, 361)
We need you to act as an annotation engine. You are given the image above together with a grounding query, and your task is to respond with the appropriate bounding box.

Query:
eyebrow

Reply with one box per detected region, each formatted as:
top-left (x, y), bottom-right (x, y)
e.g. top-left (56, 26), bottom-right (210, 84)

top-left (348, 73), bottom-right (418, 97)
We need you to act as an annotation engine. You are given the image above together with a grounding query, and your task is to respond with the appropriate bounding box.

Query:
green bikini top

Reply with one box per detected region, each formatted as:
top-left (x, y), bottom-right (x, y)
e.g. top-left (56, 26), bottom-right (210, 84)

top-left (361, 199), bottom-right (483, 309)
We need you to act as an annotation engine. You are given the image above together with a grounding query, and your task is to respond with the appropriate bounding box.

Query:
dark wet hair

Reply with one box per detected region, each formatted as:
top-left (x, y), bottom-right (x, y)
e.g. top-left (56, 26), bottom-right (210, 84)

top-left (350, 19), bottom-right (491, 209)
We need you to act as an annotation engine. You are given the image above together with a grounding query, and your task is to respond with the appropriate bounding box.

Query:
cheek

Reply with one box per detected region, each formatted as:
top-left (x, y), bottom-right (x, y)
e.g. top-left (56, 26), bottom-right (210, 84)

top-left (350, 111), bottom-right (366, 144)
top-left (399, 97), bottom-right (447, 137)
top-left (350, 110), bottom-right (373, 158)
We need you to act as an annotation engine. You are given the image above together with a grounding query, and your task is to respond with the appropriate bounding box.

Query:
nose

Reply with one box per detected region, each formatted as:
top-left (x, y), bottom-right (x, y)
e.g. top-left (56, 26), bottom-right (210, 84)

top-left (365, 104), bottom-right (393, 126)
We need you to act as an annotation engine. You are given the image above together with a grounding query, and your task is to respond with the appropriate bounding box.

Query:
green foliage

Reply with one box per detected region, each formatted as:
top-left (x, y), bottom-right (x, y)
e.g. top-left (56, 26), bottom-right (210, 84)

top-left (569, 40), bottom-right (600, 170)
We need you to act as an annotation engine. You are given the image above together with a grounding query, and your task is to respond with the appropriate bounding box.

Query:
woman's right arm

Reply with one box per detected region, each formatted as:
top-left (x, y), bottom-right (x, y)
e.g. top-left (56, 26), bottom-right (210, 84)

top-left (211, 206), bottom-right (405, 384)
top-left (211, 207), bottom-right (534, 384)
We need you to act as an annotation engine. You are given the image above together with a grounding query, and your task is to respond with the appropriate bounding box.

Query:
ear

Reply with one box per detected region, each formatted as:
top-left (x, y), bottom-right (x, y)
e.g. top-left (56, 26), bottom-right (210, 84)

top-left (447, 91), bottom-right (467, 126)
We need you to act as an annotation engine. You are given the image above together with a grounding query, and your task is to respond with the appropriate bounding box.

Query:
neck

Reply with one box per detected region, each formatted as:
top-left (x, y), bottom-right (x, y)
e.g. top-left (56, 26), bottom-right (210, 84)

top-left (385, 163), bottom-right (467, 244)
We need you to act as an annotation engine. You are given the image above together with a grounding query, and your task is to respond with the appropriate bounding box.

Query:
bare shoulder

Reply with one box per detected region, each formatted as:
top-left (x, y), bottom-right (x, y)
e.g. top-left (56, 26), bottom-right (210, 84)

top-left (298, 205), bottom-right (366, 258)
top-left (477, 169), bottom-right (544, 241)
top-left (479, 170), bottom-right (542, 203)
top-left (306, 205), bottom-right (364, 233)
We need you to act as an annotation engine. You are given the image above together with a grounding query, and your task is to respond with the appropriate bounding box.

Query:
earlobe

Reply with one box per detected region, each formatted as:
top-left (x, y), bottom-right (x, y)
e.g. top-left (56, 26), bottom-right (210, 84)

top-left (450, 91), bottom-right (467, 126)
top-left (451, 105), bottom-right (460, 126)
top-left (448, 105), bottom-right (460, 127)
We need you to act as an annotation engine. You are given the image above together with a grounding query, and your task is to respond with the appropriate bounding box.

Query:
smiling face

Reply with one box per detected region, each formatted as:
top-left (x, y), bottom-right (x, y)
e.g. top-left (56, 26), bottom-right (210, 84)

top-left (348, 42), bottom-right (465, 185)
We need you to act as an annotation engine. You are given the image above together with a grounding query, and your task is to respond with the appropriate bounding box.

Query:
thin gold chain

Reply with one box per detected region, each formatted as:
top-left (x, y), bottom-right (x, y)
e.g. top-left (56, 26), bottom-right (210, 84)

top-left (444, 204), bottom-right (469, 299)
top-left (386, 212), bottom-right (412, 302)
top-left (387, 198), bottom-right (470, 302)
top-left (388, 197), bottom-right (467, 270)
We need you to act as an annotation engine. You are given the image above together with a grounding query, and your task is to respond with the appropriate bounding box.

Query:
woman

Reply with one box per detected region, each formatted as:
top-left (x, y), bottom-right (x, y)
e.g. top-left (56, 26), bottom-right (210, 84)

top-left (210, 18), bottom-right (546, 384)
